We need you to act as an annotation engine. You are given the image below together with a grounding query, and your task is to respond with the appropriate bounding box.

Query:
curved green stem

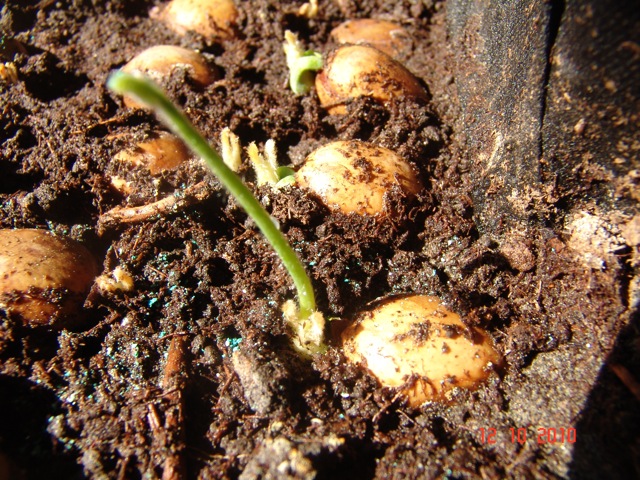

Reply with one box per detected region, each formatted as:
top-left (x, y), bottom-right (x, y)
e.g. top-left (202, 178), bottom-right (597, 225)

top-left (107, 71), bottom-right (316, 319)
top-left (289, 52), bottom-right (323, 95)
top-left (283, 30), bottom-right (323, 95)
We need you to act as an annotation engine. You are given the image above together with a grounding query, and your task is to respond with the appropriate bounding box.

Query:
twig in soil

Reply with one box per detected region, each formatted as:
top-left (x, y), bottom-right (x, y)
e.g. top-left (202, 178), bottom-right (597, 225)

top-left (147, 403), bottom-right (163, 431)
top-left (116, 455), bottom-right (131, 480)
top-left (609, 363), bottom-right (640, 401)
top-left (372, 390), bottom-right (406, 424)
top-left (397, 409), bottom-right (417, 426)
top-left (98, 180), bottom-right (210, 229)
top-left (160, 334), bottom-right (189, 480)
top-left (71, 114), bottom-right (129, 135)
top-left (215, 365), bottom-right (236, 409)
top-left (147, 264), bottom-right (169, 279)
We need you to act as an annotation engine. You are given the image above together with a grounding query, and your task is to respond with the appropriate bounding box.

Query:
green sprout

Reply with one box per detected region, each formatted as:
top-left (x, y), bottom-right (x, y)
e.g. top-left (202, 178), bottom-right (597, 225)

top-left (107, 71), bottom-right (326, 356)
top-left (244, 139), bottom-right (296, 188)
top-left (283, 30), bottom-right (323, 95)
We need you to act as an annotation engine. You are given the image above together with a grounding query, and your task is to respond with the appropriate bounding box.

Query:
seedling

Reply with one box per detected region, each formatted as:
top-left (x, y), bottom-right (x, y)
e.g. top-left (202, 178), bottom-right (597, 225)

top-left (0, 61), bottom-right (18, 85)
top-left (220, 127), bottom-right (242, 172)
top-left (107, 71), bottom-right (326, 356)
top-left (298, 0), bottom-right (319, 18)
top-left (96, 266), bottom-right (135, 293)
top-left (219, 129), bottom-right (295, 187)
top-left (106, 73), bottom-right (498, 404)
top-left (283, 30), bottom-right (323, 95)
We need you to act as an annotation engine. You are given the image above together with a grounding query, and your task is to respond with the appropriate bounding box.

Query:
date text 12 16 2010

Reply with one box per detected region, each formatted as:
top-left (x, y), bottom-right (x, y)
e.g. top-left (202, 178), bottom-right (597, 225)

top-left (478, 427), bottom-right (577, 445)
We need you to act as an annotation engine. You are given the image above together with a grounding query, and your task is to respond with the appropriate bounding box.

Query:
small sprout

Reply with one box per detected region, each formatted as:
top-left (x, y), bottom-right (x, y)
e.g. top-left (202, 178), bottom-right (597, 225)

top-left (0, 229), bottom-right (98, 328)
top-left (298, 0), bottom-right (319, 18)
top-left (247, 140), bottom-right (279, 186)
top-left (224, 134), bottom-right (293, 188)
top-left (114, 131), bottom-right (191, 175)
top-left (96, 266), bottom-right (135, 293)
top-left (0, 62), bottom-right (18, 85)
top-left (330, 18), bottom-right (412, 59)
top-left (315, 45), bottom-right (427, 114)
top-left (0, 36), bottom-right (24, 87)
top-left (121, 45), bottom-right (217, 108)
top-left (283, 30), bottom-right (323, 95)
top-left (107, 72), bottom-right (325, 356)
top-left (220, 127), bottom-right (242, 172)
top-left (341, 295), bottom-right (501, 406)
top-left (295, 140), bottom-right (422, 216)
top-left (154, 0), bottom-right (239, 41)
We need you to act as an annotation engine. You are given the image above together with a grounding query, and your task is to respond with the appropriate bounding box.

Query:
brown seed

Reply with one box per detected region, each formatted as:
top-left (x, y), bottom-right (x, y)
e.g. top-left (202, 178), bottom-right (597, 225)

top-left (341, 295), bottom-right (501, 405)
top-left (330, 18), bottom-right (412, 59)
top-left (0, 229), bottom-right (98, 328)
top-left (295, 140), bottom-right (422, 216)
top-left (315, 45), bottom-right (427, 114)
top-left (157, 0), bottom-right (239, 41)
top-left (114, 132), bottom-right (191, 175)
top-left (121, 45), bottom-right (217, 108)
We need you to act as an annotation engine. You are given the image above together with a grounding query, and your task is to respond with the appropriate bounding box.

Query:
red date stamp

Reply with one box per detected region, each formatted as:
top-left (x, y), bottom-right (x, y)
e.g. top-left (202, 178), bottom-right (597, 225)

top-left (479, 427), bottom-right (576, 445)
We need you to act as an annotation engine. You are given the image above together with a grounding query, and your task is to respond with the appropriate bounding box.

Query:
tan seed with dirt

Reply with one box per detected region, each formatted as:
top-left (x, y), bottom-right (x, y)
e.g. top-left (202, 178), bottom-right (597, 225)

top-left (0, 229), bottom-right (98, 328)
top-left (341, 295), bottom-right (501, 405)
top-left (157, 0), bottom-right (239, 40)
top-left (121, 45), bottom-right (217, 108)
top-left (315, 45), bottom-right (427, 114)
top-left (114, 131), bottom-right (191, 175)
top-left (330, 18), bottom-right (412, 59)
top-left (295, 140), bottom-right (422, 216)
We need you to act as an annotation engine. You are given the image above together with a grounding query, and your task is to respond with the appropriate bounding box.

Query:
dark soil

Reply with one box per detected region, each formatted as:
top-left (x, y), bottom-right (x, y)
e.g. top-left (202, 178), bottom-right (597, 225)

top-left (1, 1), bottom-right (638, 479)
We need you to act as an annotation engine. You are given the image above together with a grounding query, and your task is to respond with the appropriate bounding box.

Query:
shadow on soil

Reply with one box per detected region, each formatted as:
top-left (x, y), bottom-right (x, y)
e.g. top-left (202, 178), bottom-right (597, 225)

top-left (0, 375), bottom-right (84, 479)
top-left (570, 311), bottom-right (640, 479)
